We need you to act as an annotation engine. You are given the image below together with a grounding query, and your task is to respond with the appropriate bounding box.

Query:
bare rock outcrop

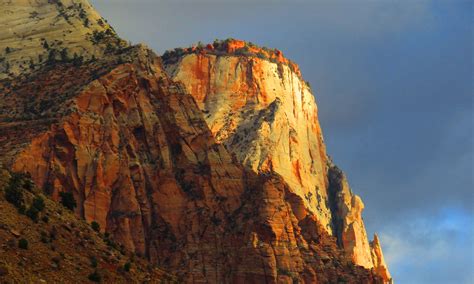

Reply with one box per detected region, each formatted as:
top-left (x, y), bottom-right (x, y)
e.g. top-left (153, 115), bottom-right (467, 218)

top-left (0, 0), bottom-right (126, 79)
top-left (163, 40), bottom-right (392, 282)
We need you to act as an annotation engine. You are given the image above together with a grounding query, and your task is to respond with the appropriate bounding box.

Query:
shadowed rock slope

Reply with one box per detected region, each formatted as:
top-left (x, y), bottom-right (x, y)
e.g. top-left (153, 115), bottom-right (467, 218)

top-left (0, 169), bottom-right (174, 283)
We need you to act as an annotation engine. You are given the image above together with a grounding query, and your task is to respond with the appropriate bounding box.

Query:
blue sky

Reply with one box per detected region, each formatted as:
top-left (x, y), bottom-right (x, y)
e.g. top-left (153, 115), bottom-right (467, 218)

top-left (91, 1), bottom-right (473, 282)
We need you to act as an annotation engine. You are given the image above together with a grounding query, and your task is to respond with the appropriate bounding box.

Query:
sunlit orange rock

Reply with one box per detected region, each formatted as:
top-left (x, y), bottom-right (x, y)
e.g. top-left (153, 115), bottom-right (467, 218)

top-left (164, 43), bottom-right (392, 282)
top-left (371, 234), bottom-right (393, 283)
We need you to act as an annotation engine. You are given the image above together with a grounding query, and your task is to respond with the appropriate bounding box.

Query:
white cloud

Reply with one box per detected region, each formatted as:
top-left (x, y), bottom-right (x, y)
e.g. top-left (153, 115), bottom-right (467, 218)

top-left (379, 208), bottom-right (474, 283)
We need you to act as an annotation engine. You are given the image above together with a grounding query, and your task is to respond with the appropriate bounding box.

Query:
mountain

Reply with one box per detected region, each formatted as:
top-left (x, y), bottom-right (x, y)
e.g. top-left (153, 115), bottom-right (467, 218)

top-left (162, 39), bottom-right (390, 280)
top-left (0, 1), bottom-right (391, 283)
top-left (0, 0), bottom-right (126, 80)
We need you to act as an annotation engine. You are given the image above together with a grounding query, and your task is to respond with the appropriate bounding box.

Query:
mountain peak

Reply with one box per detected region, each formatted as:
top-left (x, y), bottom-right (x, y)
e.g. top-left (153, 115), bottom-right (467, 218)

top-left (0, 0), bottom-right (127, 79)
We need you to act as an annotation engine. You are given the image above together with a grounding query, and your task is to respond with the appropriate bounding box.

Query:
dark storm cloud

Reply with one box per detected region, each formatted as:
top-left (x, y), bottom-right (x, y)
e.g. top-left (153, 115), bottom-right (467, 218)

top-left (90, 1), bottom-right (473, 282)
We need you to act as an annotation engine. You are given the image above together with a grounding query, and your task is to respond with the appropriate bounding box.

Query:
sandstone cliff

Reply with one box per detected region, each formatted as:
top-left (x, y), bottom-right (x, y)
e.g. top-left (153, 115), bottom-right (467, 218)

top-left (0, 1), bottom-right (392, 283)
top-left (0, 42), bottom-right (383, 283)
top-left (0, 0), bottom-right (126, 79)
top-left (162, 39), bottom-right (391, 282)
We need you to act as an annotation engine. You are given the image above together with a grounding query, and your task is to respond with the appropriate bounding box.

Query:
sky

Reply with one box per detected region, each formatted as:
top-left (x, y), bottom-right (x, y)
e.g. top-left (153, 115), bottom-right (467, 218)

top-left (90, 0), bottom-right (473, 282)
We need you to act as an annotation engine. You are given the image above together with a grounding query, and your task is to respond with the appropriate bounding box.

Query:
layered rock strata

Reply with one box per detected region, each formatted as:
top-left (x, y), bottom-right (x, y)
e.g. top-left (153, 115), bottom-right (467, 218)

top-left (1, 44), bottom-right (384, 283)
top-left (0, 1), bottom-right (392, 283)
top-left (0, 0), bottom-right (126, 79)
top-left (163, 40), bottom-right (391, 282)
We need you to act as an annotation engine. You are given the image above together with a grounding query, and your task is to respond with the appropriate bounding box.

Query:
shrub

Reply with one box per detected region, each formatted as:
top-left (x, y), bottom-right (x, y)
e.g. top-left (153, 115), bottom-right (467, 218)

top-left (51, 256), bottom-right (61, 268)
top-left (90, 256), bottom-right (98, 268)
top-left (91, 30), bottom-right (105, 44)
top-left (60, 48), bottom-right (69, 62)
top-left (72, 53), bottom-right (84, 67)
top-left (88, 270), bottom-right (101, 282)
top-left (234, 46), bottom-right (251, 56)
top-left (210, 215), bottom-right (222, 226)
top-left (123, 261), bottom-right (131, 272)
top-left (91, 221), bottom-right (100, 233)
top-left (4, 178), bottom-right (24, 209)
top-left (18, 238), bottom-right (28, 249)
top-left (40, 231), bottom-right (49, 243)
top-left (59, 192), bottom-right (76, 211)
top-left (256, 52), bottom-right (267, 59)
top-left (26, 206), bottom-right (39, 222)
top-left (47, 49), bottom-right (57, 64)
top-left (32, 196), bottom-right (45, 212)
top-left (277, 268), bottom-right (292, 276)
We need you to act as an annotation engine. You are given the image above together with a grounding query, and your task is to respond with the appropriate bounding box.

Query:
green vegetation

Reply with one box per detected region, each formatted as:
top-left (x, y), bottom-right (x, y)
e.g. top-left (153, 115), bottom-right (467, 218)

top-left (72, 53), bottom-right (84, 66)
top-left (123, 261), bottom-right (131, 272)
top-left (4, 173), bottom-right (33, 211)
top-left (59, 192), bottom-right (76, 211)
top-left (90, 256), bottom-right (98, 268)
top-left (32, 196), bottom-right (45, 212)
top-left (25, 196), bottom-right (45, 222)
top-left (40, 231), bottom-right (50, 243)
top-left (91, 221), bottom-right (100, 232)
top-left (91, 30), bottom-right (105, 44)
top-left (5, 180), bottom-right (25, 210)
top-left (26, 206), bottom-right (39, 222)
top-left (277, 267), bottom-right (293, 276)
top-left (18, 238), bottom-right (29, 250)
top-left (161, 38), bottom-right (302, 77)
top-left (88, 270), bottom-right (102, 282)
top-left (60, 48), bottom-right (69, 62)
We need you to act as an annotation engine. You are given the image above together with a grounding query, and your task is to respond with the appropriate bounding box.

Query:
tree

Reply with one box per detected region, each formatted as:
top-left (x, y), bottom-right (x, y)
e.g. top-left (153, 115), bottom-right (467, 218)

top-left (5, 178), bottom-right (24, 209)
top-left (32, 196), bottom-right (45, 212)
top-left (72, 53), bottom-right (83, 66)
top-left (91, 221), bottom-right (100, 232)
top-left (123, 262), bottom-right (131, 272)
top-left (18, 238), bottom-right (28, 249)
top-left (60, 48), bottom-right (68, 62)
top-left (59, 192), bottom-right (76, 211)
top-left (26, 206), bottom-right (39, 222)
top-left (88, 270), bottom-right (101, 282)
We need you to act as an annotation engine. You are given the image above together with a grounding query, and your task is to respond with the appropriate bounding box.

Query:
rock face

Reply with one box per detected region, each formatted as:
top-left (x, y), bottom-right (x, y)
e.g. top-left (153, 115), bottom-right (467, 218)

top-left (0, 0), bottom-right (126, 79)
top-left (164, 45), bottom-right (330, 232)
top-left (371, 234), bottom-right (392, 283)
top-left (0, 2), bottom-right (392, 283)
top-left (163, 39), bottom-right (392, 282)
top-left (1, 43), bottom-right (383, 283)
top-left (0, 169), bottom-right (174, 283)
top-left (328, 164), bottom-right (391, 282)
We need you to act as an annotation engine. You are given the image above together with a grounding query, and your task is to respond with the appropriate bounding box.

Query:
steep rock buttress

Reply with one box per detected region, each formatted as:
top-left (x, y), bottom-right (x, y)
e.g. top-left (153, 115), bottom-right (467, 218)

top-left (163, 39), bottom-right (392, 282)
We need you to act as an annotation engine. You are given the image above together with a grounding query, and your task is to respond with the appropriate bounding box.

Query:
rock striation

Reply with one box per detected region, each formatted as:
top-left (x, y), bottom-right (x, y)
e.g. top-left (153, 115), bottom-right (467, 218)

top-left (0, 2), bottom-right (392, 283)
top-left (0, 0), bottom-right (126, 79)
top-left (1, 42), bottom-right (383, 283)
top-left (163, 39), bottom-right (392, 282)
